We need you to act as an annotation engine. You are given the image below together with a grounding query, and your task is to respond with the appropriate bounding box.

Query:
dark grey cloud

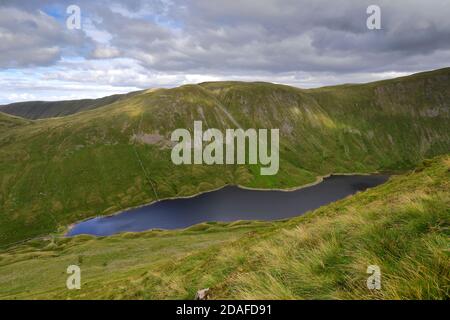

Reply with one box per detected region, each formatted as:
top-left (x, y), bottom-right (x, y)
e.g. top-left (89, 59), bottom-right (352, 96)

top-left (0, 0), bottom-right (449, 83)
top-left (85, 0), bottom-right (450, 74)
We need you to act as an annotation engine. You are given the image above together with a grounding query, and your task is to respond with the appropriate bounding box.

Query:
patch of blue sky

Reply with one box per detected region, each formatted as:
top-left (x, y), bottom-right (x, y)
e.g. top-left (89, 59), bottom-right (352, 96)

top-left (40, 2), bottom-right (67, 22)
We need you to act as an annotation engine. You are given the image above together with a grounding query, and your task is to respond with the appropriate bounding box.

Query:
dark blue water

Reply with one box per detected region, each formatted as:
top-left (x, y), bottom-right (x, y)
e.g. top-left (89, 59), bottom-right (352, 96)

top-left (67, 175), bottom-right (389, 236)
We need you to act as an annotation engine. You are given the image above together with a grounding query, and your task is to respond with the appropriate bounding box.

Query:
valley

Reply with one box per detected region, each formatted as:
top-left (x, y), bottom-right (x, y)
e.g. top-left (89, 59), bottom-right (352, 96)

top-left (0, 68), bottom-right (449, 246)
top-left (0, 155), bottom-right (448, 299)
top-left (0, 68), bottom-right (449, 300)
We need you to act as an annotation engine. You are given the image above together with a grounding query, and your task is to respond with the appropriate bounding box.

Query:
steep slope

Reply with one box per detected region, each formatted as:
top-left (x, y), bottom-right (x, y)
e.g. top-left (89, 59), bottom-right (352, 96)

top-left (0, 90), bottom-right (144, 119)
top-left (0, 155), bottom-right (448, 299)
top-left (0, 68), bottom-right (449, 246)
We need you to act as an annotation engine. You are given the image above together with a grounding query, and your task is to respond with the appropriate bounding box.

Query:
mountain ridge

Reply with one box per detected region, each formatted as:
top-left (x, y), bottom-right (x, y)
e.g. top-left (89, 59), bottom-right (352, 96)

top-left (1, 67), bottom-right (449, 120)
top-left (0, 89), bottom-right (145, 120)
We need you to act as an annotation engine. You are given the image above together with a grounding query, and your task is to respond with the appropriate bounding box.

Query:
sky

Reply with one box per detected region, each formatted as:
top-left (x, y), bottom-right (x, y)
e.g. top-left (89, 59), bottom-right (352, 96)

top-left (0, 0), bottom-right (449, 104)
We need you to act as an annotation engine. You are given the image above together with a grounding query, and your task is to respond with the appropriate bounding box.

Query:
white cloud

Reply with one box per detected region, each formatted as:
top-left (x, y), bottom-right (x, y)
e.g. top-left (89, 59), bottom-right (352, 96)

top-left (0, 6), bottom-right (89, 68)
top-left (91, 45), bottom-right (121, 59)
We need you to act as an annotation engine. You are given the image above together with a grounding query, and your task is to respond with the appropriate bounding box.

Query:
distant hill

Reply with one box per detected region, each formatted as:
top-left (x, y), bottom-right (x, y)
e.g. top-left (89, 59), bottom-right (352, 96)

top-left (0, 67), bottom-right (449, 246)
top-left (0, 90), bottom-right (144, 119)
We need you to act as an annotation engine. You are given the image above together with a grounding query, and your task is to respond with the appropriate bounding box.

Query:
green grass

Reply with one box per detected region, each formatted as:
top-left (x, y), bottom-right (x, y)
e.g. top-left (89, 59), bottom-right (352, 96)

top-left (0, 155), bottom-right (448, 299)
top-left (0, 68), bottom-right (449, 246)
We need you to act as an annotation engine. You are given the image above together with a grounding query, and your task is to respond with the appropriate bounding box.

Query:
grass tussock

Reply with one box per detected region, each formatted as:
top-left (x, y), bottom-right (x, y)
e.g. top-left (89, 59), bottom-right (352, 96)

top-left (225, 194), bottom-right (449, 299)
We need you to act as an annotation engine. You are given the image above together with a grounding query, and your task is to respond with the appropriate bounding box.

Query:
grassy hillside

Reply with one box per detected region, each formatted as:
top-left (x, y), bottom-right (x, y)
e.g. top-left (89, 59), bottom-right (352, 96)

top-left (0, 112), bottom-right (31, 130)
top-left (0, 68), bottom-right (449, 246)
top-left (0, 155), bottom-right (448, 299)
top-left (0, 90), bottom-right (144, 120)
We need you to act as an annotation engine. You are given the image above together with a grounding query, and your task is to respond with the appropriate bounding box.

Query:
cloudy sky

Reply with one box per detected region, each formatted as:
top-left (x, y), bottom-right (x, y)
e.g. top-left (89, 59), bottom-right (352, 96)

top-left (1, 0), bottom-right (449, 104)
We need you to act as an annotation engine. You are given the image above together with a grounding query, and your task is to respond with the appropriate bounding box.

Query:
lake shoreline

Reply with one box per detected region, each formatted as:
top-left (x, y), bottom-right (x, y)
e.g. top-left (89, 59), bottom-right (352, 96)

top-left (65, 171), bottom-right (391, 236)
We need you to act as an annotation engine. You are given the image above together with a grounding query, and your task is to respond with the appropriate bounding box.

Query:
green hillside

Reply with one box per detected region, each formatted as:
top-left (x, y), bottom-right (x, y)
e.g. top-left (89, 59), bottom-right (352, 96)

top-left (0, 90), bottom-right (144, 120)
top-left (0, 155), bottom-right (448, 299)
top-left (0, 112), bottom-right (31, 130)
top-left (0, 68), bottom-right (449, 246)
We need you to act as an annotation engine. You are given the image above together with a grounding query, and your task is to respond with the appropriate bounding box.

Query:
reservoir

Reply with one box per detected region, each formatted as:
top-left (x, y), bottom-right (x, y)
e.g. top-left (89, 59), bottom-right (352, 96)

top-left (67, 174), bottom-right (389, 236)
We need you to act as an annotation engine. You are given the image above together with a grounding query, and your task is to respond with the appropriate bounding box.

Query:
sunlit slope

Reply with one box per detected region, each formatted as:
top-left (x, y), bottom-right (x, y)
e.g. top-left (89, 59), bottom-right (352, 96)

top-left (0, 156), bottom-right (448, 299)
top-left (0, 68), bottom-right (449, 245)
